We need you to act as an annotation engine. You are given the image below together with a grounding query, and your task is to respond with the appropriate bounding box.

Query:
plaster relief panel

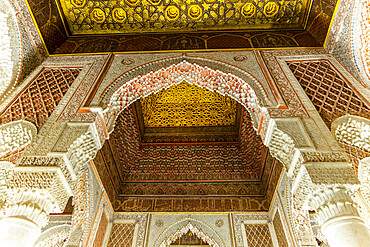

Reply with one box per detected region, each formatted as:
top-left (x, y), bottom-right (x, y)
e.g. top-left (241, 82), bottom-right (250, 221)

top-left (274, 118), bottom-right (315, 150)
top-left (52, 124), bottom-right (90, 153)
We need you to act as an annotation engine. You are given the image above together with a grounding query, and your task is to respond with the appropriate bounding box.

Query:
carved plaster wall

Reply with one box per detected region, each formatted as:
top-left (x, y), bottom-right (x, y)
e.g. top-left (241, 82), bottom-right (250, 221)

top-left (2, 48), bottom-right (369, 247)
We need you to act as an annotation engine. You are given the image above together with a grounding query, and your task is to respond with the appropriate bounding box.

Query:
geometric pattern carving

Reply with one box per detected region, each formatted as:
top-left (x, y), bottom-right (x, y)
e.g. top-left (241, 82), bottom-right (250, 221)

top-left (287, 60), bottom-right (370, 127)
top-left (141, 82), bottom-right (237, 127)
top-left (244, 224), bottom-right (273, 247)
top-left (0, 68), bottom-right (82, 129)
top-left (273, 211), bottom-right (289, 247)
top-left (107, 223), bottom-right (135, 247)
top-left (111, 106), bottom-right (264, 183)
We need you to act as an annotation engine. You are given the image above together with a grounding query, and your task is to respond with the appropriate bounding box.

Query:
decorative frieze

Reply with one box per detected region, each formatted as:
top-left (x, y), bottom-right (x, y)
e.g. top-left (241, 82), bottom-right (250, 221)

top-left (69, 167), bottom-right (91, 245)
top-left (7, 168), bottom-right (72, 212)
top-left (0, 10), bottom-right (14, 101)
top-left (300, 151), bottom-right (349, 163)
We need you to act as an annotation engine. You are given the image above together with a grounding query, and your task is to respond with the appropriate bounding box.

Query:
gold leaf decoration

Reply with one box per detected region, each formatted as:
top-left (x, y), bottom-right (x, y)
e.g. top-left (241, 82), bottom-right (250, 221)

top-left (140, 82), bottom-right (237, 127)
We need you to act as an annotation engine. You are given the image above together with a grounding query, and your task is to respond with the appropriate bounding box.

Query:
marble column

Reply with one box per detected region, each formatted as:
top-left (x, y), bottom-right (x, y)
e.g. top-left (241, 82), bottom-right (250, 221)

top-left (309, 186), bottom-right (370, 247)
top-left (0, 217), bottom-right (41, 247)
top-left (0, 188), bottom-right (56, 247)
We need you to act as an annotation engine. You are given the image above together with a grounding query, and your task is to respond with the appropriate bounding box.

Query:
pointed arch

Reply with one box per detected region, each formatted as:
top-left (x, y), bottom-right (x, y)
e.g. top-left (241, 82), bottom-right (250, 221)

top-left (101, 56), bottom-right (270, 107)
top-left (154, 217), bottom-right (225, 247)
top-left (105, 60), bottom-right (263, 132)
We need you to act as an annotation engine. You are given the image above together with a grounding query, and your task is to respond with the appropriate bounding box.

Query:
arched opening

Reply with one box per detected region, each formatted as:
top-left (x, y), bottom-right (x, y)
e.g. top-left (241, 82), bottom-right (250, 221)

top-left (92, 61), bottom-right (284, 212)
top-left (154, 218), bottom-right (225, 247)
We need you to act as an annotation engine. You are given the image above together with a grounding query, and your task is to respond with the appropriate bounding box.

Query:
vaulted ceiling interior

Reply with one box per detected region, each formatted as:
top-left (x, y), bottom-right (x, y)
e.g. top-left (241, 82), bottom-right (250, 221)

top-left (93, 82), bottom-right (283, 212)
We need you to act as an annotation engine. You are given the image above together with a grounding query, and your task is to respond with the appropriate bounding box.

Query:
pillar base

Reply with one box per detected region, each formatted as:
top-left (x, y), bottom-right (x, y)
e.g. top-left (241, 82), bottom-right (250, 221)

top-left (0, 217), bottom-right (41, 247)
top-left (322, 216), bottom-right (370, 247)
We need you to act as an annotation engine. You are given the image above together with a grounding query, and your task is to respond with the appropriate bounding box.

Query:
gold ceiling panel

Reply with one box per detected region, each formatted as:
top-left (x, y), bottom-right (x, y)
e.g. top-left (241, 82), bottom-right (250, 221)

top-left (58, 0), bottom-right (310, 35)
top-left (140, 82), bottom-right (237, 127)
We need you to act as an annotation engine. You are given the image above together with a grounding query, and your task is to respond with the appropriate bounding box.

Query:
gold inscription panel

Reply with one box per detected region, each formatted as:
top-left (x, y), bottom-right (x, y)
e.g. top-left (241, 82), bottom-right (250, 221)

top-left (59, 0), bottom-right (310, 35)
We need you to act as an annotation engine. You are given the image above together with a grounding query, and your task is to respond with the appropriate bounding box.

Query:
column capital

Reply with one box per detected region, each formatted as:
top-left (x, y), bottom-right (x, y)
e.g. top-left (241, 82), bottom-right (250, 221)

top-left (293, 162), bottom-right (359, 209)
top-left (5, 188), bottom-right (58, 228)
top-left (308, 186), bottom-right (360, 226)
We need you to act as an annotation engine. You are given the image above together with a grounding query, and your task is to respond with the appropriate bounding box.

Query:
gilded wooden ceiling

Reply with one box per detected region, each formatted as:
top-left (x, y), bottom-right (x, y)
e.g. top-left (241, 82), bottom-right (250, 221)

top-left (134, 82), bottom-right (240, 144)
top-left (140, 82), bottom-right (237, 127)
top-left (58, 0), bottom-right (311, 35)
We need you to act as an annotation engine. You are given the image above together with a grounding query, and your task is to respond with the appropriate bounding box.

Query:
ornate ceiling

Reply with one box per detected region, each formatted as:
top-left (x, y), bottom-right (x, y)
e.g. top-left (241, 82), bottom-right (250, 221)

top-left (134, 82), bottom-right (241, 144)
top-left (140, 82), bottom-right (237, 128)
top-left (58, 0), bottom-right (310, 35)
top-left (25, 0), bottom-right (339, 54)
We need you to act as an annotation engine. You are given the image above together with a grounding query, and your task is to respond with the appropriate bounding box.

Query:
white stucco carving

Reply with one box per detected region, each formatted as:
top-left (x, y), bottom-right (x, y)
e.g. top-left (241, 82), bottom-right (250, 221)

top-left (0, 10), bottom-right (14, 101)
top-left (159, 221), bottom-right (220, 247)
top-left (65, 130), bottom-right (98, 173)
top-left (0, 161), bottom-right (14, 211)
top-left (5, 188), bottom-right (58, 228)
top-left (35, 225), bottom-right (71, 247)
top-left (268, 127), bottom-right (296, 168)
top-left (333, 115), bottom-right (370, 150)
top-left (0, 120), bottom-right (37, 158)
